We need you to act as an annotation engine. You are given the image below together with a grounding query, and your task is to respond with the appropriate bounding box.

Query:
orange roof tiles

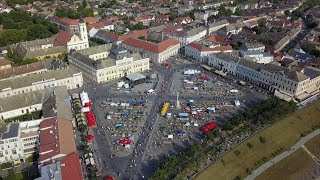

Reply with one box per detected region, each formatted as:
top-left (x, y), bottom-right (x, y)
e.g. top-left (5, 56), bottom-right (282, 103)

top-left (60, 153), bottom-right (83, 180)
top-left (123, 38), bottom-right (180, 53)
top-left (39, 118), bottom-right (76, 163)
top-left (53, 31), bottom-right (72, 46)
top-left (205, 34), bottom-right (228, 43)
top-left (106, 30), bottom-right (148, 42)
top-left (59, 17), bottom-right (99, 26)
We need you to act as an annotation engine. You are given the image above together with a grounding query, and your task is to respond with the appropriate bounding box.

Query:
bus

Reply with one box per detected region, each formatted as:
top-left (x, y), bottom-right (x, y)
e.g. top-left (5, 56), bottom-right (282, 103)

top-left (161, 102), bottom-right (170, 116)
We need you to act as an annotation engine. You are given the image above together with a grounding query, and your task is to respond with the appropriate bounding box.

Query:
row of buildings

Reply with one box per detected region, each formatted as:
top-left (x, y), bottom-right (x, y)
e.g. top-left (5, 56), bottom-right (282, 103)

top-left (207, 52), bottom-right (320, 101)
top-left (0, 86), bottom-right (83, 179)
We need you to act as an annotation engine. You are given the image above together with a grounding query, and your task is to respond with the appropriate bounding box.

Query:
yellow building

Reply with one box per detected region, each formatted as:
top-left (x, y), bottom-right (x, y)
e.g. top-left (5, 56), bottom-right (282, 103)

top-left (68, 44), bottom-right (150, 83)
top-left (16, 38), bottom-right (66, 60)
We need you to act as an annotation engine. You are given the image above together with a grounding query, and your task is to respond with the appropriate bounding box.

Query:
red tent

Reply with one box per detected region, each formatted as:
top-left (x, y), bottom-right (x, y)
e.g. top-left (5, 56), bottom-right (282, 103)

top-left (84, 102), bottom-right (92, 108)
top-left (199, 75), bottom-right (208, 80)
top-left (87, 135), bottom-right (95, 141)
top-left (164, 63), bottom-right (171, 67)
top-left (119, 139), bottom-right (132, 145)
top-left (201, 122), bottom-right (218, 133)
top-left (105, 176), bottom-right (115, 180)
top-left (85, 111), bottom-right (97, 127)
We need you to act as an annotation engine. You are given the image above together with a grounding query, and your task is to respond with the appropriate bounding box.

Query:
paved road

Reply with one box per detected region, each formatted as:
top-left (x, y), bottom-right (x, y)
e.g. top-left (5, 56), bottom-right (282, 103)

top-left (245, 129), bottom-right (320, 180)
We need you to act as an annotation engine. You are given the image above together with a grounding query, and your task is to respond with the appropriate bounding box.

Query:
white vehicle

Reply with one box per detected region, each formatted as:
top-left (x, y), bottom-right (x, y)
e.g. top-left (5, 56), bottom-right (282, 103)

top-left (234, 100), bottom-right (240, 107)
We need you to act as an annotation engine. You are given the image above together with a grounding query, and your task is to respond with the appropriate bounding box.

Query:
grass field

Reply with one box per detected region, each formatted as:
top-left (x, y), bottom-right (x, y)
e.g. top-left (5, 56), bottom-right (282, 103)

top-left (305, 134), bottom-right (320, 159)
top-left (195, 101), bottom-right (320, 180)
top-left (256, 148), bottom-right (316, 180)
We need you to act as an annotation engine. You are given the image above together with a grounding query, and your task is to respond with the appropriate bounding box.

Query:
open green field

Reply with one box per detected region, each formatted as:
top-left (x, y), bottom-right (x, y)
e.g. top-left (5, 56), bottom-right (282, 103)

top-left (305, 134), bottom-right (320, 159)
top-left (195, 101), bottom-right (320, 180)
top-left (256, 148), bottom-right (316, 180)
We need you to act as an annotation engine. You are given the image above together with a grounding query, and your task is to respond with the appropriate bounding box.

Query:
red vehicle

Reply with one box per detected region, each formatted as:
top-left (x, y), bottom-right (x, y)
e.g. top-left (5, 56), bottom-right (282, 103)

top-left (198, 75), bottom-right (209, 80)
top-left (201, 122), bottom-right (218, 133)
top-left (164, 63), bottom-right (171, 67)
top-left (119, 139), bottom-right (132, 145)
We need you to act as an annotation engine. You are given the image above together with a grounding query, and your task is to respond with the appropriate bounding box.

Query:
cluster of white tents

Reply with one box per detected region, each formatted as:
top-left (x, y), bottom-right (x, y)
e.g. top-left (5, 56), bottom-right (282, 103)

top-left (80, 91), bottom-right (90, 106)
top-left (117, 81), bottom-right (130, 89)
top-left (184, 69), bottom-right (201, 75)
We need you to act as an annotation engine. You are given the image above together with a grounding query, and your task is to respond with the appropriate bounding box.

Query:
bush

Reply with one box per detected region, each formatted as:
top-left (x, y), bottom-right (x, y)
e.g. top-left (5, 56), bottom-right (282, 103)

top-left (1, 162), bottom-right (12, 169)
top-left (234, 150), bottom-right (241, 156)
top-left (247, 142), bottom-right (254, 149)
top-left (259, 136), bottom-right (266, 144)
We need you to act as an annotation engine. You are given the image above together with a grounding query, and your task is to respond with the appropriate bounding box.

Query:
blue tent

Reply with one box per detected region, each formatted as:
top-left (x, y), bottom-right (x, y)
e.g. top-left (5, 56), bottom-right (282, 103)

top-left (122, 113), bottom-right (129, 118)
top-left (177, 130), bottom-right (186, 135)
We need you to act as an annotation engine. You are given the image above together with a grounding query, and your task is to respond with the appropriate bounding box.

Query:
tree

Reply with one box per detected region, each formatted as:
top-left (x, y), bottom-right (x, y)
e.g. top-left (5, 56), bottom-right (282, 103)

top-left (27, 24), bottom-right (52, 40)
top-left (138, 36), bottom-right (146, 40)
top-left (247, 142), bottom-right (254, 148)
top-left (234, 8), bottom-right (245, 16)
top-left (234, 150), bottom-right (241, 156)
top-left (82, 0), bottom-right (87, 7)
top-left (134, 22), bottom-right (144, 30)
top-left (284, 10), bottom-right (291, 16)
top-left (2, 17), bottom-right (16, 29)
top-left (259, 136), bottom-right (266, 143)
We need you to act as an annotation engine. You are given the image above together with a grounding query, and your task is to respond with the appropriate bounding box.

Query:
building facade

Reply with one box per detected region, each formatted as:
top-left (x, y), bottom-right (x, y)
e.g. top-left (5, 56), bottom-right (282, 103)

top-left (208, 53), bottom-right (320, 100)
top-left (121, 38), bottom-right (180, 63)
top-left (0, 119), bottom-right (43, 164)
top-left (68, 45), bottom-right (150, 83)
top-left (0, 68), bottom-right (83, 98)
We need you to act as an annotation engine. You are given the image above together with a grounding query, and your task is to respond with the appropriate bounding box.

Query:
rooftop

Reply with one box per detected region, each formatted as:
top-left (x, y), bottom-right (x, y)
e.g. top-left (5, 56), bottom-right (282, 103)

top-left (0, 67), bottom-right (81, 91)
top-left (1, 123), bottom-right (19, 140)
top-left (0, 89), bottom-right (52, 113)
top-left (77, 44), bottom-right (112, 56)
top-left (122, 38), bottom-right (180, 53)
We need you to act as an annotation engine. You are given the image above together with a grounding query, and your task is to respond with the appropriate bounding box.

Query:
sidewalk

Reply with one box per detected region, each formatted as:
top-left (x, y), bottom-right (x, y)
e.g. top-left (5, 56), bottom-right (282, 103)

top-left (245, 129), bottom-right (320, 180)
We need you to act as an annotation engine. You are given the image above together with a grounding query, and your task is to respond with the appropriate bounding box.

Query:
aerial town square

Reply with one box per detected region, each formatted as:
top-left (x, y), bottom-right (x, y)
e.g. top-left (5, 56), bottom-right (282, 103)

top-left (0, 0), bottom-right (319, 179)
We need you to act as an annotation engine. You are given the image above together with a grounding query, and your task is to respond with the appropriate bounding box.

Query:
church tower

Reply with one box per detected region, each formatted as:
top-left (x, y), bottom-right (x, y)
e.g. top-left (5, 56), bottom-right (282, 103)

top-left (79, 16), bottom-right (88, 41)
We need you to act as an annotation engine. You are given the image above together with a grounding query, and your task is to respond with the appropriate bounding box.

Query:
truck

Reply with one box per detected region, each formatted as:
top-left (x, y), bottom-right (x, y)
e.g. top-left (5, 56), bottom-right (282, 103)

top-left (161, 102), bottom-right (170, 116)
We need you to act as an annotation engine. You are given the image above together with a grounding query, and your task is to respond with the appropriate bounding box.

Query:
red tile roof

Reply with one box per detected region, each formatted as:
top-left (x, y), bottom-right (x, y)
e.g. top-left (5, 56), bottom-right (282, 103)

top-left (39, 118), bottom-right (76, 163)
top-left (106, 30), bottom-right (148, 42)
top-left (174, 16), bottom-right (192, 24)
top-left (87, 22), bottom-right (104, 31)
top-left (187, 42), bottom-right (233, 52)
top-left (53, 31), bottom-right (72, 46)
top-left (123, 38), bottom-right (180, 53)
top-left (59, 17), bottom-right (99, 26)
top-left (60, 153), bottom-right (83, 180)
top-left (205, 34), bottom-right (228, 43)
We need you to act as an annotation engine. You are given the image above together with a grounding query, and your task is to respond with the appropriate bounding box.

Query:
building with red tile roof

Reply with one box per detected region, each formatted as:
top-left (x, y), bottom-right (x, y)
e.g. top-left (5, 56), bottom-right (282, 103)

top-left (50, 16), bottom-right (99, 34)
top-left (173, 16), bottom-right (193, 25)
top-left (39, 118), bottom-right (77, 164)
top-left (205, 34), bottom-right (228, 43)
top-left (185, 42), bottom-right (233, 62)
top-left (38, 152), bottom-right (83, 180)
top-left (98, 30), bottom-right (149, 43)
top-left (122, 37), bottom-right (180, 63)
